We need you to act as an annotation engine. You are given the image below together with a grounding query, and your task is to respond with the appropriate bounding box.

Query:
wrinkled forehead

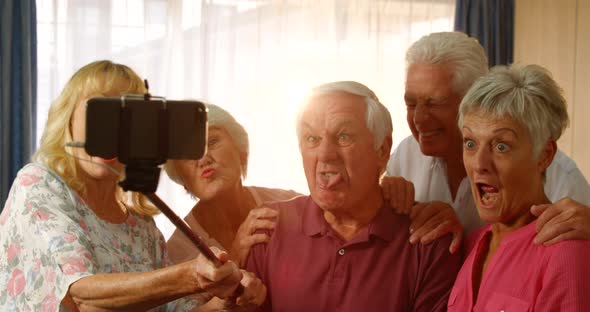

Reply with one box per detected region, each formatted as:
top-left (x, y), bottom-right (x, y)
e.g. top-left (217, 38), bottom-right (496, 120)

top-left (302, 93), bottom-right (366, 122)
top-left (462, 109), bottom-right (527, 137)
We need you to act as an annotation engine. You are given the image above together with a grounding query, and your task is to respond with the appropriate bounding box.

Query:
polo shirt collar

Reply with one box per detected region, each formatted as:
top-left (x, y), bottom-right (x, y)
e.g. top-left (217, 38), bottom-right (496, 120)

top-left (301, 197), bottom-right (396, 242)
top-left (301, 197), bottom-right (328, 237)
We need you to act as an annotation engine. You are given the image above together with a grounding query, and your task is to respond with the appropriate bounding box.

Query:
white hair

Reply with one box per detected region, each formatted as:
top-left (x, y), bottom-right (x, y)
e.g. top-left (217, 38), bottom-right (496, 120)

top-left (458, 64), bottom-right (569, 158)
top-left (164, 103), bottom-right (250, 184)
top-left (406, 31), bottom-right (489, 96)
top-left (295, 81), bottom-right (393, 150)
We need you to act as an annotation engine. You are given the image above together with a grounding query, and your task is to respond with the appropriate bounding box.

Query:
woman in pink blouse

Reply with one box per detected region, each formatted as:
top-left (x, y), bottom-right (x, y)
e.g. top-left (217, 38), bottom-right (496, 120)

top-left (448, 64), bottom-right (590, 311)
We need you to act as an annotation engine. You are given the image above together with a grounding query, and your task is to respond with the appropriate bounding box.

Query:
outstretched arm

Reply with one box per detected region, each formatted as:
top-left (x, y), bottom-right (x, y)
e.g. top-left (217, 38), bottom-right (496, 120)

top-left (68, 248), bottom-right (242, 311)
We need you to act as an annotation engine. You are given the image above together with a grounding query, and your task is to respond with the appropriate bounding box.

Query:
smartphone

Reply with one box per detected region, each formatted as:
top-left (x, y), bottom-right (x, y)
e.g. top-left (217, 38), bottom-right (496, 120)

top-left (84, 96), bottom-right (207, 164)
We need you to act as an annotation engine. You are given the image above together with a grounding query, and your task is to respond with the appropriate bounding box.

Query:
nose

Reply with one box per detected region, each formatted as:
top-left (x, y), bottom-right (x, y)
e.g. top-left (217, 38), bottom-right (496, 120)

top-left (197, 152), bottom-right (212, 167)
top-left (317, 137), bottom-right (338, 163)
top-left (413, 103), bottom-right (432, 126)
top-left (471, 146), bottom-right (492, 174)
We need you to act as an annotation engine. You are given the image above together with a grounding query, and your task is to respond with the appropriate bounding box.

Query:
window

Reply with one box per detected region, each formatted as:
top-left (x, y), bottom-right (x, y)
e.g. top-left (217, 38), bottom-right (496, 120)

top-left (37, 0), bottom-right (455, 238)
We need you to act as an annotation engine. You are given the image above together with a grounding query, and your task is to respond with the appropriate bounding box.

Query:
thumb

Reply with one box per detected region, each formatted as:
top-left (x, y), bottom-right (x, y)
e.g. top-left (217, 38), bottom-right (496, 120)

top-left (449, 230), bottom-right (463, 254)
top-left (210, 246), bottom-right (229, 264)
top-left (530, 203), bottom-right (551, 217)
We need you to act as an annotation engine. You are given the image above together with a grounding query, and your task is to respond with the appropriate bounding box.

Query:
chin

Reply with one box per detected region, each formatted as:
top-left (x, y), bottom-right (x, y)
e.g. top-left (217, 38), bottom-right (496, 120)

top-left (418, 144), bottom-right (445, 158)
top-left (312, 190), bottom-right (345, 211)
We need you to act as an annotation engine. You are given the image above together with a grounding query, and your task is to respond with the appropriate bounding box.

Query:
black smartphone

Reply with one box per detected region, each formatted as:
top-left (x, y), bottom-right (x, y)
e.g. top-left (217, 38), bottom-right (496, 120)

top-left (84, 96), bottom-right (207, 164)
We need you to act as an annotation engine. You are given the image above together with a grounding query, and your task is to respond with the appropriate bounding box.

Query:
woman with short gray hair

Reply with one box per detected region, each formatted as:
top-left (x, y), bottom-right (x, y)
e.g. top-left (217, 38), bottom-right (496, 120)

top-left (448, 64), bottom-right (590, 310)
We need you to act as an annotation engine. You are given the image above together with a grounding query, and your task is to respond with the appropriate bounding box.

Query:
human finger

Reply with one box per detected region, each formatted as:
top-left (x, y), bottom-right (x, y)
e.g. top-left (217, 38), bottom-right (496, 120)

top-left (250, 219), bottom-right (276, 233)
top-left (409, 203), bottom-right (436, 232)
top-left (402, 182), bottom-right (415, 215)
top-left (534, 204), bottom-right (562, 233)
top-left (533, 218), bottom-right (572, 245)
top-left (530, 203), bottom-right (551, 217)
top-left (410, 213), bottom-right (446, 244)
top-left (244, 233), bottom-right (271, 248)
top-left (542, 229), bottom-right (579, 246)
top-left (236, 270), bottom-right (267, 306)
top-left (250, 207), bottom-right (279, 219)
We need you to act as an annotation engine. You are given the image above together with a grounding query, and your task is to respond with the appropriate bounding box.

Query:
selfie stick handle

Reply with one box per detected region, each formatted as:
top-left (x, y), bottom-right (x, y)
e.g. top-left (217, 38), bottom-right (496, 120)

top-left (145, 193), bottom-right (223, 267)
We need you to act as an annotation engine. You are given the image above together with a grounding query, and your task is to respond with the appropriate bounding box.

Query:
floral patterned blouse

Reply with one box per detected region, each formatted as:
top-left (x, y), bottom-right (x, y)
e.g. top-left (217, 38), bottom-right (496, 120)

top-left (0, 163), bottom-right (198, 311)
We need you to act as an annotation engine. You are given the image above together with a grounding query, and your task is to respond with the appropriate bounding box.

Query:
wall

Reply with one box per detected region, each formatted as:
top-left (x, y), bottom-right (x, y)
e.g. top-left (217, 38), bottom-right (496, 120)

top-left (514, 0), bottom-right (590, 179)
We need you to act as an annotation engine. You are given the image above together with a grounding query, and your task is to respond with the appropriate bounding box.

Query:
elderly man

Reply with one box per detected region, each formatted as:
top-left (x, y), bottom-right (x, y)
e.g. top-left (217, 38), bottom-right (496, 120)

top-left (246, 81), bottom-right (461, 311)
top-left (384, 32), bottom-right (590, 251)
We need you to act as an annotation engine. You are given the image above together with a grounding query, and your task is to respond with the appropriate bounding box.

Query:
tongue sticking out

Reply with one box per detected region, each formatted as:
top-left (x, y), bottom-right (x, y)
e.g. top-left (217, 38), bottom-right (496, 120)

top-left (318, 173), bottom-right (343, 189)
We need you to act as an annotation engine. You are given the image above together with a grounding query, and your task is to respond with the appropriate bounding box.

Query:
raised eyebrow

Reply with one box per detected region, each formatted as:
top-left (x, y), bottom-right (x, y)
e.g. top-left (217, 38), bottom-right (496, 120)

top-left (492, 127), bottom-right (519, 138)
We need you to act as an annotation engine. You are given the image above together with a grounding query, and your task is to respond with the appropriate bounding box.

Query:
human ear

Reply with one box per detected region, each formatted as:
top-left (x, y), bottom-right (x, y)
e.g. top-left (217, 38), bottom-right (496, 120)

top-left (537, 140), bottom-right (557, 173)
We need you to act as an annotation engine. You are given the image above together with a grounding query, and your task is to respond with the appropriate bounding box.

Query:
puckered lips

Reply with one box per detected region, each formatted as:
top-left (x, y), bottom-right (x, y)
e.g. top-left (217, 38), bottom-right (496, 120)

top-left (475, 181), bottom-right (500, 209)
top-left (201, 167), bottom-right (215, 179)
top-left (95, 157), bottom-right (118, 164)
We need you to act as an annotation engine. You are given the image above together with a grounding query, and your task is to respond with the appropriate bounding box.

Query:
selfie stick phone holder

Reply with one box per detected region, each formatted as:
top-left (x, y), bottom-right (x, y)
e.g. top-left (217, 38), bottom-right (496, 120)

top-left (117, 80), bottom-right (224, 267)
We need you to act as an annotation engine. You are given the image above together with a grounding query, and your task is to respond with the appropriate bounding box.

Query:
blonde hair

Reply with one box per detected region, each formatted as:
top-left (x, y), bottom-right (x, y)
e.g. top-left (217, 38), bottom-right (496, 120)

top-left (33, 60), bottom-right (159, 216)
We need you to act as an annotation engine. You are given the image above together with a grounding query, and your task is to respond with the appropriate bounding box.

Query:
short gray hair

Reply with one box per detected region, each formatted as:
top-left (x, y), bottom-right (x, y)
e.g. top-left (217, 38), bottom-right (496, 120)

top-left (458, 64), bottom-right (569, 158)
top-left (406, 32), bottom-right (489, 96)
top-left (164, 103), bottom-right (250, 184)
top-left (296, 81), bottom-right (393, 150)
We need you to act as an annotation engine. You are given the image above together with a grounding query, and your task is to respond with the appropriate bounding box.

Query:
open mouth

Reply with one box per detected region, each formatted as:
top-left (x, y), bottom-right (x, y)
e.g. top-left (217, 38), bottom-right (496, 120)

top-left (317, 171), bottom-right (343, 189)
top-left (476, 182), bottom-right (500, 207)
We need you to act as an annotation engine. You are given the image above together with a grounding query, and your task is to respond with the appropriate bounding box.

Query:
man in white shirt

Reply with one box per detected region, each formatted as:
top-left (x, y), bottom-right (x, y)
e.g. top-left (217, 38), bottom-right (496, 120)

top-left (385, 32), bottom-right (590, 251)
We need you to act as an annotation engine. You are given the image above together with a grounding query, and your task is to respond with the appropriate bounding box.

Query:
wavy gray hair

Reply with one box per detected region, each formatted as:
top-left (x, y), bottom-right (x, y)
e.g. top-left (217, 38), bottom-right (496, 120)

top-left (406, 31), bottom-right (489, 96)
top-left (296, 81), bottom-right (393, 151)
top-left (458, 64), bottom-right (569, 158)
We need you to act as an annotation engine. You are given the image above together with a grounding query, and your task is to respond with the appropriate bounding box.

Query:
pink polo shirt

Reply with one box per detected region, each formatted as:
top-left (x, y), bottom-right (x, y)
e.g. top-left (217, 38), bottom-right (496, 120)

top-left (246, 195), bottom-right (461, 312)
top-left (448, 221), bottom-right (590, 311)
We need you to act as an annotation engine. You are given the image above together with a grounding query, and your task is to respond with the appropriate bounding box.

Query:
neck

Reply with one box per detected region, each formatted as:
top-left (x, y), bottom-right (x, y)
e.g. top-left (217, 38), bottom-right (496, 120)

top-left (194, 183), bottom-right (254, 231)
top-left (490, 189), bottom-right (551, 248)
top-left (83, 176), bottom-right (127, 223)
top-left (323, 186), bottom-right (383, 242)
top-left (442, 148), bottom-right (467, 200)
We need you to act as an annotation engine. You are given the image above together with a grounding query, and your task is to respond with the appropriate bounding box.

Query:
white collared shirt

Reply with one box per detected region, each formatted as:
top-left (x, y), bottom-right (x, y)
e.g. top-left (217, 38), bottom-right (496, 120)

top-left (387, 136), bottom-right (590, 233)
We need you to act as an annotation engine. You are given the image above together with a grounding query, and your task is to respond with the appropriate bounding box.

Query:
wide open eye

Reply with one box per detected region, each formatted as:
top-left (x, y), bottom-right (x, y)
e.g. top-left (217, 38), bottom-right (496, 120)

top-left (464, 139), bottom-right (476, 150)
top-left (496, 143), bottom-right (510, 152)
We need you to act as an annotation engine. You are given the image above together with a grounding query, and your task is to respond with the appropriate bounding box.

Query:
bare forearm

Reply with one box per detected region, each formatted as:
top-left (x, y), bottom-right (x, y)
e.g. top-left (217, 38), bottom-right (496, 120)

top-left (69, 261), bottom-right (200, 311)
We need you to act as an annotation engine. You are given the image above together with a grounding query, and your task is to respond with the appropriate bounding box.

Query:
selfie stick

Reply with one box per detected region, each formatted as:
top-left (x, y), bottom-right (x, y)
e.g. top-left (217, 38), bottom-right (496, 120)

top-left (144, 193), bottom-right (222, 266)
top-left (114, 83), bottom-right (241, 294)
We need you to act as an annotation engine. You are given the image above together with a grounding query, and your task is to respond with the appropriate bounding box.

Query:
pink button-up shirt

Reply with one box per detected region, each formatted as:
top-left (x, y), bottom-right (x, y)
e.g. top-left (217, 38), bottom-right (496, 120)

top-left (448, 221), bottom-right (590, 311)
top-left (247, 195), bottom-right (461, 312)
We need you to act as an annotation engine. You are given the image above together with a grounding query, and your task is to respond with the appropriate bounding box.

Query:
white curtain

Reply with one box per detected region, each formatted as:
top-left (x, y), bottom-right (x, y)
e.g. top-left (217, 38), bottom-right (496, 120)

top-left (36, 0), bottom-right (455, 238)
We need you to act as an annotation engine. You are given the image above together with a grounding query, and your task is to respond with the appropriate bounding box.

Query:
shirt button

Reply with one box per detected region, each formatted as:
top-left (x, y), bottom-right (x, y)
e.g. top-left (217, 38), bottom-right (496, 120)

top-left (338, 248), bottom-right (345, 256)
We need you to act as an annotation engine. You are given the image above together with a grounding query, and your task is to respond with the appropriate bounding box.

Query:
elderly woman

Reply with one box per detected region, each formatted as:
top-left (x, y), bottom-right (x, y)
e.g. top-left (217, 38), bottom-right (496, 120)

top-left (0, 60), bottom-right (264, 311)
top-left (447, 64), bottom-right (590, 310)
top-left (165, 104), bottom-right (300, 268)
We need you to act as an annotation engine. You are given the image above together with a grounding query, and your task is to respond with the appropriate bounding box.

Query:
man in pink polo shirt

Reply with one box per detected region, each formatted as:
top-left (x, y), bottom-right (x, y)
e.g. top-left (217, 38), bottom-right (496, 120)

top-left (246, 81), bottom-right (461, 311)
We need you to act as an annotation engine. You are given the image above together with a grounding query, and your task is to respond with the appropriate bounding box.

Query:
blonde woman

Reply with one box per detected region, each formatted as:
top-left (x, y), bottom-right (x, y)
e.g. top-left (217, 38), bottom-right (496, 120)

top-left (0, 60), bottom-right (265, 311)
